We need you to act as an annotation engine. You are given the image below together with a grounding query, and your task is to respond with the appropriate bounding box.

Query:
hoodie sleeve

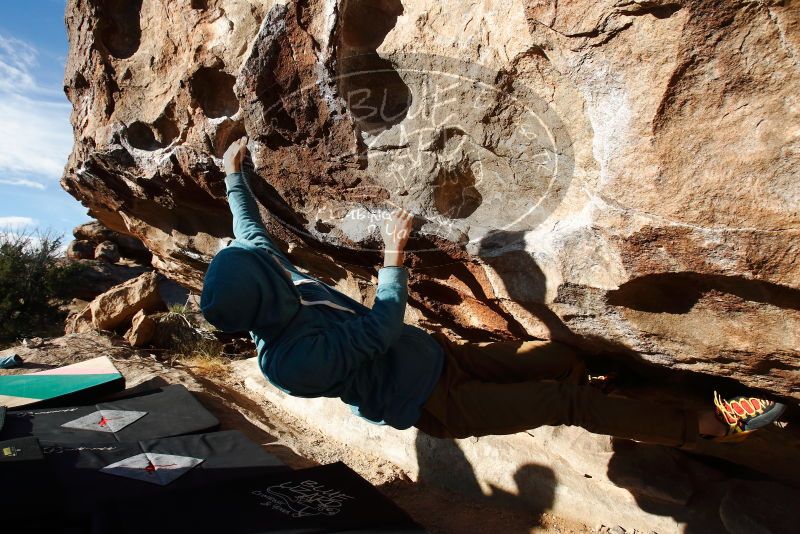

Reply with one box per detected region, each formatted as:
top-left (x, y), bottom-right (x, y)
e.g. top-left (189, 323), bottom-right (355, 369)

top-left (269, 267), bottom-right (408, 394)
top-left (225, 172), bottom-right (293, 265)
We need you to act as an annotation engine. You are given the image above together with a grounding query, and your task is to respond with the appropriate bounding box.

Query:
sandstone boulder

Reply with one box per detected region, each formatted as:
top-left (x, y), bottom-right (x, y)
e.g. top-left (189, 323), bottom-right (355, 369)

top-left (66, 239), bottom-right (94, 260)
top-left (124, 309), bottom-right (156, 347)
top-left (150, 311), bottom-right (222, 355)
top-left (93, 240), bottom-right (120, 263)
top-left (65, 304), bottom-right (93, 335)
top-left (73, 220), bottom-right (151, 263)
top-left (60, 0), bottom-right (799, 402)
top-left (62, 259), bottom-right (150, 301)
top-left (89, 271), bottom-right (164, 331)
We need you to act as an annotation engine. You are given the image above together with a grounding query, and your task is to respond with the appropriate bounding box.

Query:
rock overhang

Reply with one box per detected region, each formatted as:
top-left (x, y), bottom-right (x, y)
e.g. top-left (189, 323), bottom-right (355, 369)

top-left (61, 0), bottom-right (800, 400)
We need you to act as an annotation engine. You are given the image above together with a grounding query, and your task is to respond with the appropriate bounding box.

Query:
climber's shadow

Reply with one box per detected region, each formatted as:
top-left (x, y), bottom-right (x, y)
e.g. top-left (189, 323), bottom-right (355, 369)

top-left (605, 435), bottom-right (800, 533)
top-left (606, 438), bottom-right (728, 533)
top-left (474, 229), bottom-right (800, 530)
top-left (476, 229), bottom-right (575, 342)
top-left (411, 431), bottom-right (557, 531)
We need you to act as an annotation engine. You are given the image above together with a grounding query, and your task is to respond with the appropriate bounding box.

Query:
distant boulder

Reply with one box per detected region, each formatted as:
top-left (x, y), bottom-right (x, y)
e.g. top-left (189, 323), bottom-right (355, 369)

top-left (66, 239), bottom-right (95, 260)
top-left (94, 240), bottom-right (120, 263)
top-left (60, 259), bottom-right (149, 301)
top-left (73, 221), bottom-right (151, 263)
top-left (124, 309), bottom-right (156, 347)
top-left (89, 271), bottom-right (165, 331)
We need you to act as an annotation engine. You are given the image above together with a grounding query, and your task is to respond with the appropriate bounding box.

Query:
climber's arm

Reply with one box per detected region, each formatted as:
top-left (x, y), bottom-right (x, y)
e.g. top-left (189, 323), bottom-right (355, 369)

top-left (266, 208), bottom-right (414, 393)
top-left (222, 137), bottom-right (293, 264)
top-left (224, 171), bottom-right (274, 245)
top-left (269, 266), bottom-right (408, 393)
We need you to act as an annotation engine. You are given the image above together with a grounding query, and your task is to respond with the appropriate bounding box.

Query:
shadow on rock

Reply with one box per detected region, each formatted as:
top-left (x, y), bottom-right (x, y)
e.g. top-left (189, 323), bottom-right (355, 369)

top-left (474, 230), bottom-right (800, 532)
top-left (607, 437), bottom-right (800, 533)
top-left (412, 431), bottom-right (556, 530)
top-left (476, 229), bottom-right (577, 343)
top-left (607, 272), bottom-right (800, 314)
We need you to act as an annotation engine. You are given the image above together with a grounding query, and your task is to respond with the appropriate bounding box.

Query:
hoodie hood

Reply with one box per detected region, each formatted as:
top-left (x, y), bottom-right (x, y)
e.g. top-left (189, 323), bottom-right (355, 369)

top-left (200, 243), bottom-right (300, 335)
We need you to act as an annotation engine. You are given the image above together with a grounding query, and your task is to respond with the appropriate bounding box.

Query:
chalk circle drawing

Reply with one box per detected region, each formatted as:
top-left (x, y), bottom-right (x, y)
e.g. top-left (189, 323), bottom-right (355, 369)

top-left (258, 53), bottom-right (574, 254)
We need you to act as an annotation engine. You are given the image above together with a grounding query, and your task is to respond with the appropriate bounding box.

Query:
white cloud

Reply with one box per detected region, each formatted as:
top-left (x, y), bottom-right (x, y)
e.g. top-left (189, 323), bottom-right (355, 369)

top-left (0, 178), bottom-right (46, 190)
top-left (0, 35), bottom-right (37, 93)
top-left (0, 232), bottom-right (44, 253)
top-left (0, 216), bottom-right (37, 228)
top-left (0, 228), bottom-right (69, 256)
top-left (0, 94), bottom-right (72, 178)
top-left (0, 33), bottom-right (73, 184)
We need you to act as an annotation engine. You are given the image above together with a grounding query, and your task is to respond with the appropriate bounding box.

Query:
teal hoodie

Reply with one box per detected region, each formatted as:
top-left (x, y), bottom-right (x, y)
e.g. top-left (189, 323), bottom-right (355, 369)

top-left (201, 173), bottom-right (444, 429)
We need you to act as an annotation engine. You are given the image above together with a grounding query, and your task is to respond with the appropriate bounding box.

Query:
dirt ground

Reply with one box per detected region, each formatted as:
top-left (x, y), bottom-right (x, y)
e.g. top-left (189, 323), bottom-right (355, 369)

top-left (1, 332), bottom-right (599, 534)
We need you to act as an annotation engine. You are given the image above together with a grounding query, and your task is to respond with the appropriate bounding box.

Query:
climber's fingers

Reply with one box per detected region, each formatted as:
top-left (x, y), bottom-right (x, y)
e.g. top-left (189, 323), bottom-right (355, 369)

top-left (235, 137), bottom-right (248, 162)
top-left (387, 208), bottom-right (414, 241)
top-left (223, 136), bottom-right (250, 174)
top-left (389, 208), bottom-right (412, 226)
top-left (390, 207), bottom-right (412, 218)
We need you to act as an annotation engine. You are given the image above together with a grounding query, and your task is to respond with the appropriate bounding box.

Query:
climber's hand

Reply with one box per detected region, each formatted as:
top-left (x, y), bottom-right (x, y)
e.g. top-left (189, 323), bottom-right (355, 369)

top-left (223, 136), bottom-right (249, 175)
top-left (381, 208), bottom-right (413, 267)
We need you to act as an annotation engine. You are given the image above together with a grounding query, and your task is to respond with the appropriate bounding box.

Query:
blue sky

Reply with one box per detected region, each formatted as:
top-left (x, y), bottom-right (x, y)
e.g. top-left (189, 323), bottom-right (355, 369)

top-left (0, 0), bottom-right (90, 240)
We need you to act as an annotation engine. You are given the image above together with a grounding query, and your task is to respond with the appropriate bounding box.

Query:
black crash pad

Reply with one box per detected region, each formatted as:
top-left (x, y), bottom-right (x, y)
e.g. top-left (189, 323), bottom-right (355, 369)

top-left (0, 384), bottom-right (219, 443)
top-left (1, 430), bottom-right (288, 529)
top-left (91, 461), bottom-right (425, 533)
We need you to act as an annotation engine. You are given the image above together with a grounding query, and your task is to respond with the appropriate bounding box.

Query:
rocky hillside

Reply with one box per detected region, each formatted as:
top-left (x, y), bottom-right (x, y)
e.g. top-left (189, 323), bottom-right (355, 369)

top-left (60, 0), bottom-right (799, 399)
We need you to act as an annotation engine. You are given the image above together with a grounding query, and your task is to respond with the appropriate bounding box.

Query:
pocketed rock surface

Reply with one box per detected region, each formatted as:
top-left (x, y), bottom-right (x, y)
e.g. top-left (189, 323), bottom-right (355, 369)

top-left (61, 1), bottom-right (799, 399)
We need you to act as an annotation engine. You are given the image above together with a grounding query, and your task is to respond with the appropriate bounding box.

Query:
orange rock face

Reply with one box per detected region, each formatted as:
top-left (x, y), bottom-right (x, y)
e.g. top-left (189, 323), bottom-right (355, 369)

top-left (89, 271), bottom-right (163, 330)
top-left (62, 0), bottom-right (799, 399)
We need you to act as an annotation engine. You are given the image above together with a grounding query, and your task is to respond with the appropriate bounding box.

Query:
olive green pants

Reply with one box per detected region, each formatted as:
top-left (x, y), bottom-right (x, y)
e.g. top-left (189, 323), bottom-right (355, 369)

top-left (415, 334), bottom-right (699, 448)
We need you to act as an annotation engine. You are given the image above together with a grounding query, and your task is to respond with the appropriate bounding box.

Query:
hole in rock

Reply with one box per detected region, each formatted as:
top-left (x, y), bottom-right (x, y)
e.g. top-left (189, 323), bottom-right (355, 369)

top-left (152, 113), bottom-right (179, 147)
top-left (74, 72), bottom-right (89, 90)
top-left (645, 4), bottom-right (681, 19)
top-left (261, 104), bottom-right (297, 149)
top-left (126, 121), bottom-right (163, 151)
top-left (190, 67), bottom-right (240, 119)
top-left (97, 0), bottom-right (143, 59)
top-left (191, 0), bottom-right (210, 9)
top-left (433, 164), bottom-right (483, 219)
top-left (315, 220), bottom-right (334, 233)
top-left (213, 120), bottom-right (247, 158)
top-left (340, 55), bottom-right (412, 130)
top-left (338, 0), bottom-right (411, 133)
top-left (413, 280), bottom-right (462, 306)
top-left (340, 0), bottom-right (404, 49)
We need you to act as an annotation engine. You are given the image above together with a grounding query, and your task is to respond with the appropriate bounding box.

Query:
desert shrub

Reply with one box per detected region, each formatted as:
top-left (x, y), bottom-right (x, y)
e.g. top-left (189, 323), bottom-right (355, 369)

top-left (0, 231), bottom-right (85, 342)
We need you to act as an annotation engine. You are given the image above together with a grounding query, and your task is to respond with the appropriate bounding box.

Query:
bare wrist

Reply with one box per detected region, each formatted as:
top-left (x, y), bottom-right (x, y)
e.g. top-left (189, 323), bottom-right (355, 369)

top-left (383, 251), bottom-right (404, 267)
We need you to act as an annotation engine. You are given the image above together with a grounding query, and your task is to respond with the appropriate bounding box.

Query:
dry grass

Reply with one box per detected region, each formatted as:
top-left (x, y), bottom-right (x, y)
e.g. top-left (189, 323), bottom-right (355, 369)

top-left (172, 339), bottom-right (230, 379)
top-left (168, 303), bottom-right (191, 315)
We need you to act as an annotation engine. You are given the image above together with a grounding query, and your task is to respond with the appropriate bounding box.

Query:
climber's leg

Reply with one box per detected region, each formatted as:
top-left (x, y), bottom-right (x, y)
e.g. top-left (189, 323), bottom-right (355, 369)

top-left (432, 333), bottom-right (586, 385)
top-left (416, 336), bottom-right (698, 447)
top-left (417, 376), bottom-right (699, 448)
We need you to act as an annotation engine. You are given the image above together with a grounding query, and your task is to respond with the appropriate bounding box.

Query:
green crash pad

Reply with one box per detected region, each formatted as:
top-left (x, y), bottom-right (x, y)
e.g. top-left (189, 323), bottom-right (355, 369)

top-left (0, 356), bottom-right (124, 408)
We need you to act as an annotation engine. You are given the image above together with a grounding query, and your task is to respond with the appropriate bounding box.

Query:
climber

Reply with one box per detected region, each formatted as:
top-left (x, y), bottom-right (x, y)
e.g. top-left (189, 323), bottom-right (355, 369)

top-left (201, 137), bottom-right (786, 448)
